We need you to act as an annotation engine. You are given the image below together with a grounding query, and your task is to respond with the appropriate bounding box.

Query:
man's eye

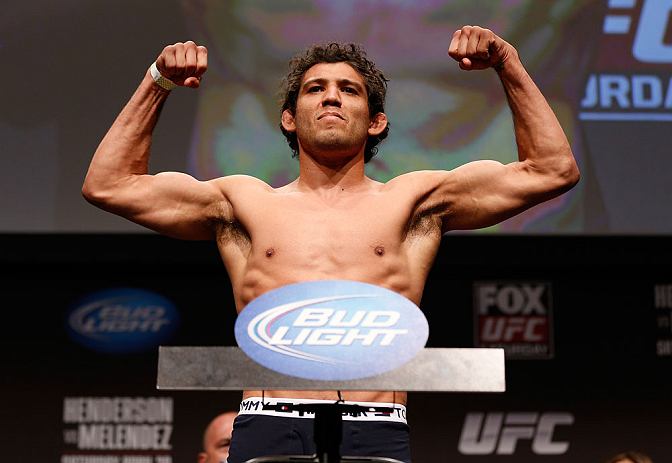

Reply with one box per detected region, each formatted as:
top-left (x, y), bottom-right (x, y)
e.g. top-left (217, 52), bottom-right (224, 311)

top-left (308, 86), bottom-right (323, 92)
top-left (343, 87), bottom-right (357, 94)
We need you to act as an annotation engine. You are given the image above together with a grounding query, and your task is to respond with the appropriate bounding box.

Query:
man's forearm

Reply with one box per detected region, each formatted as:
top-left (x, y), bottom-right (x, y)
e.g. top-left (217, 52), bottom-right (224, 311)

top-left (496, 55), bottom-right (577, 176)
top-left (447, 26), bottom-right (578, 186)
top-left (82, 71), bottom-right (169, 202)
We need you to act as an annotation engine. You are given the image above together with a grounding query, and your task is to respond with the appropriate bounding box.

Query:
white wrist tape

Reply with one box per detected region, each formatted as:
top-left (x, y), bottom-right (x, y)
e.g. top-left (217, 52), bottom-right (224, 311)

top-left (149, 62), bottom-right (177, 91)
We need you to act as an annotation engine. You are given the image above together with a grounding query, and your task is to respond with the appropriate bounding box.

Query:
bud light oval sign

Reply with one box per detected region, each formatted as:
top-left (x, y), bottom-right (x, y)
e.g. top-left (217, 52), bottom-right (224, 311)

top-left (65, 288), bottom-right (180, 354)
top-left (234, 280), bottom-right (429, 380)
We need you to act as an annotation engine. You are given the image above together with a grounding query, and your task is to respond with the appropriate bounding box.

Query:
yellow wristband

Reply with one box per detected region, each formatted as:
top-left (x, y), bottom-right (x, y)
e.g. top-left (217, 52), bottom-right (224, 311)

top-left (149, 62), bottom-right (177, 91)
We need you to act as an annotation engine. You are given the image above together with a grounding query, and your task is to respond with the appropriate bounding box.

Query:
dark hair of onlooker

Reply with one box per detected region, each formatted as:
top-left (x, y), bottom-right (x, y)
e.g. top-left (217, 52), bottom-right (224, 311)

top-left (605, 451), bottom-right (653, 463)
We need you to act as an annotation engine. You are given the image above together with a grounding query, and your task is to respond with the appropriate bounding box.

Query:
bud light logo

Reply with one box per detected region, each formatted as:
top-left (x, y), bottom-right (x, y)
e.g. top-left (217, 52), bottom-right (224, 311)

top-left (235, 281), bottom-right (429, 380)
top-left (65, 288), bottom-right (180, 354)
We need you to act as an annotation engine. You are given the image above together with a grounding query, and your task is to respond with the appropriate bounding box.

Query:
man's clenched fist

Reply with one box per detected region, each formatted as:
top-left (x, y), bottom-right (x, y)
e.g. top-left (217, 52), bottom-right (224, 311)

top-left (155, 41), bottom-right (208, 88)
top-left (448, 26), bottom-right (516, 71)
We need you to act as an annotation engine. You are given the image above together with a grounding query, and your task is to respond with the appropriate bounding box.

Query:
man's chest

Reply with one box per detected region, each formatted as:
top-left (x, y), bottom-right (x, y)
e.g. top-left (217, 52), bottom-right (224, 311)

top-left (238, 193), bottom-right (413, 254)
top-left (218, 185), bottom-right (444, 306)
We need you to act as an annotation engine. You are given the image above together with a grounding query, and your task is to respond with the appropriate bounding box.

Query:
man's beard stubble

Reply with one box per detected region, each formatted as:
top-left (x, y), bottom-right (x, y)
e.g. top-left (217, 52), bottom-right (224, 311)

top-left (298, 127), bottom-right (367, 158)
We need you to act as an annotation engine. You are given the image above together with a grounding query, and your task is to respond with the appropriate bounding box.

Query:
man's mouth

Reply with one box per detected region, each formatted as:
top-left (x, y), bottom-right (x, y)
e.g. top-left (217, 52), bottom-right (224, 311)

top-left (318, 111), bottom-right (345, 120)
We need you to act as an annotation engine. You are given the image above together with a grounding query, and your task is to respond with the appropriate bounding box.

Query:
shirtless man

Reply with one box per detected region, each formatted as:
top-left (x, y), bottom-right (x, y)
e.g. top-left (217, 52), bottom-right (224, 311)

top-left (83, 26), bottom-right (579, 463)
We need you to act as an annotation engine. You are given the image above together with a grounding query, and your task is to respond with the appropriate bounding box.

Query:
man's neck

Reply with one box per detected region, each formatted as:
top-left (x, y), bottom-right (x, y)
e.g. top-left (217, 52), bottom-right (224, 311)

top-left (296, 149), bottom-right (369, 192)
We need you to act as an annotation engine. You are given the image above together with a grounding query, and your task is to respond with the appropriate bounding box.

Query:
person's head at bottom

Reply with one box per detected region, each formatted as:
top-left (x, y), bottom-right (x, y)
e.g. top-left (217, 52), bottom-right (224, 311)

top-left (605, 451), bottom-right (653, 463)
top-left (198, 411), bottom-right (238, 463)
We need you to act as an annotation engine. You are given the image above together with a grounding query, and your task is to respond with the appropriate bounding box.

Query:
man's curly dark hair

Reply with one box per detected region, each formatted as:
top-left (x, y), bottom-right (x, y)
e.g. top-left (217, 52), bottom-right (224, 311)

top-left (279, 42), bottom-right (390, 163)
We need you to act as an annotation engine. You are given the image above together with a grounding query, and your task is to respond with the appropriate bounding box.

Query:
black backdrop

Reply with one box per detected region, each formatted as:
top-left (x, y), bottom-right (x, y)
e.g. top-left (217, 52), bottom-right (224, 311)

top-left (2, 233), bottom-right (671, 462)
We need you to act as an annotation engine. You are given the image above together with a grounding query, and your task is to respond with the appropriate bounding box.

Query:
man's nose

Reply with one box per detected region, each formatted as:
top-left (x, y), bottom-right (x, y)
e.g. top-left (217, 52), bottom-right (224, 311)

top-left (322, 86), bottom-right (342, 106)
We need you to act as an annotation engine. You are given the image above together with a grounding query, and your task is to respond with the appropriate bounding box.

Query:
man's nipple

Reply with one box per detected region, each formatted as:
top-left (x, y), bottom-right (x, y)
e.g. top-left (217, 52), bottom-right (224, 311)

top-left (375, 246), bottom-right (385, 257)
top-left (265, 248), bottom-right (275, 258)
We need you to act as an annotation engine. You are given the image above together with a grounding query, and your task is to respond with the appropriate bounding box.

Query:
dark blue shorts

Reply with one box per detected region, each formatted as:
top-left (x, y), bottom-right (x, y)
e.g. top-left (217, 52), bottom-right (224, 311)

top-left (228, 400), bottom-right (411, 463)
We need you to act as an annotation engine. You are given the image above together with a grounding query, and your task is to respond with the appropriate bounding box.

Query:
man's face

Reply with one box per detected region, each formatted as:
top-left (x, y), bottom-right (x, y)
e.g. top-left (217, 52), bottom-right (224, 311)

top-left (198, 412), bottom-right (236, 463)
top-left (283, 62), bottom-right (380, 159)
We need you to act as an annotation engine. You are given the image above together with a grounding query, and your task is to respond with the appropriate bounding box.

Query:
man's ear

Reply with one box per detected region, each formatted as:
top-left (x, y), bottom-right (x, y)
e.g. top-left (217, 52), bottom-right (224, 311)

top-left (198, 452), bottom-right (207, 463)
top-left (368, 113), bottom-right (388, 136)
top-left (281, 109), bottom-right (296, 132)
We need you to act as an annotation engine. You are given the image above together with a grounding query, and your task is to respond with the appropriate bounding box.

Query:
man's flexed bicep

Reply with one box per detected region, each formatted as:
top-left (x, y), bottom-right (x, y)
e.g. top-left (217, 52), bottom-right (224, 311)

top-left (83, 41), bottom-right (218, 238)
top-left (84, 170), bottom-right (231, 240)
top-left (425, 158), bottom-right (577, 232)
top-left (425, 25), bottom-right (580, 232)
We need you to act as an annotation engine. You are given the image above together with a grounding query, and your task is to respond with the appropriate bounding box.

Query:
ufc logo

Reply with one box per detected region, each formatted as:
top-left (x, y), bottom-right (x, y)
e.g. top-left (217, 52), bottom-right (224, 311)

top-left (479, 316), bottom-right (547, 342)
top-left (458, 412), bottom-right (573, 455)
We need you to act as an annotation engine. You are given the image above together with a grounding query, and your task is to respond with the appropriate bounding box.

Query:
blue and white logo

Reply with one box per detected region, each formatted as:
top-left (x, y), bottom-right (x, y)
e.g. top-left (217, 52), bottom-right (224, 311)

top-left (235, 280), bottom-right (429, 380)
top-left (65, 288), bottom-right (180, 354)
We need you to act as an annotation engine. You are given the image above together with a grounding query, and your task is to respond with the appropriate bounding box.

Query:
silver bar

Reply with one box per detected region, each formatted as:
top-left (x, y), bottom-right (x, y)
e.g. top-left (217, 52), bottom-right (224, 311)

top-left (157, 347), bottom-right (505, 392)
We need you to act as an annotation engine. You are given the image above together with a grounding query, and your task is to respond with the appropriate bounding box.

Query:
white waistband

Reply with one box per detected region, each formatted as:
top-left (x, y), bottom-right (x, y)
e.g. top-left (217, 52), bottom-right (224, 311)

top-left (239, 397), bottom-right (407, 424)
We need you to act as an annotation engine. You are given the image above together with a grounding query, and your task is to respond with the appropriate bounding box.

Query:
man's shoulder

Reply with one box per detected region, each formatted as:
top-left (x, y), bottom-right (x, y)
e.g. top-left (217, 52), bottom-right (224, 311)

top-left (383, 169), bottom-right (456, 190)
top-left (209, 174), bottom-right (275, 192)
